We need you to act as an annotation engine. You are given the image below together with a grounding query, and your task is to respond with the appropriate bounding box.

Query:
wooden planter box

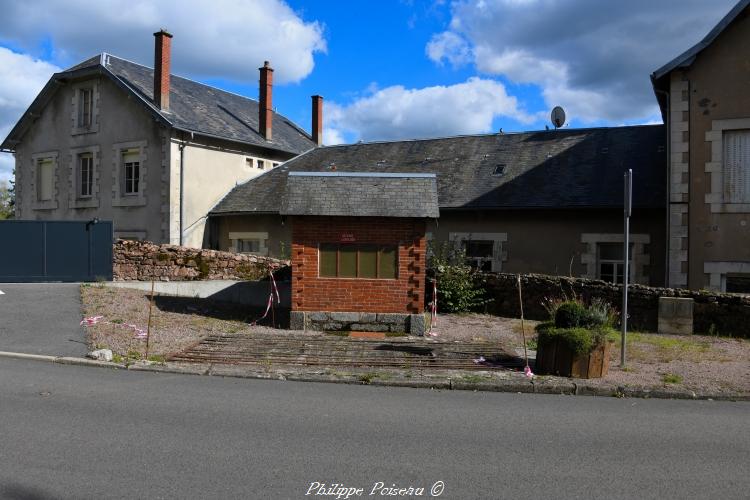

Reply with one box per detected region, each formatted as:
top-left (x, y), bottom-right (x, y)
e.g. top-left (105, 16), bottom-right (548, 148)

top-left (535, 337), bottom-right (612, 378)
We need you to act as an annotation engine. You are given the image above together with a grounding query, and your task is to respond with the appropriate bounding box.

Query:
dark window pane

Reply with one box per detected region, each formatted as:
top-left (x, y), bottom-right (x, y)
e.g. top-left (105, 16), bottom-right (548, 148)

top-left (726, 275), bottom-right (750, 293)
top-left (319, 244), bottom-right (337, 277)
top-left (464, 240), bottom-right (493, 258)
top-left (379, 246), bottom-right (397, 278)
top-left (359, 245), bottom-right (377, 278)
top-left (599, 262), bottom-right (615, 282)
top-left (598, 243), bottom-right (623, 260)
top-left (339, 245), bottom-right (357, 277)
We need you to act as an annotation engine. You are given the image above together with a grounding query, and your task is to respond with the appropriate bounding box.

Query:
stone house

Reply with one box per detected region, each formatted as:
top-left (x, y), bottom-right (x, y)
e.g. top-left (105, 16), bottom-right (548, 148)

top-left (0, 30), bottom-right (320, 247)
top-left (209, 126), bottom-right (667, 287)
top-left (652, 0), bottom-right (750, 292)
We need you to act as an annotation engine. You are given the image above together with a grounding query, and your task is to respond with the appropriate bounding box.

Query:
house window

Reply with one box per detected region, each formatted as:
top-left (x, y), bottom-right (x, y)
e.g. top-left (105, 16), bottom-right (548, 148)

top-left (319, 244), bottom-right (397, 279)
top-left (78, 153), bottom-right (94, 198)
top-left (78, 88), bottom-right (93, 128)
top-left (272, 162), bottom-right (279, 168)
top-left (122, 150), bottom-right (140, 195)
top-left (230, 232), bottom-right (268, 256)
top-left (245, 158), bottom-right (254, 169)
top-left (37, 158), bottom-right (54, 201)
top-left (726, 274), bottom-right (750, 294)
top-left (237, 239), bottom-right (262, 254)
top-left (449, 233), bottom-right (507, 272)
top-left (257, 160), bottom-right (265, 169)
top-left (597, 243), bottom-right (633, 284)
top-left (723, 130), bottom-right (750, 203)
top-left (463, 240), bottom-right (494, 272)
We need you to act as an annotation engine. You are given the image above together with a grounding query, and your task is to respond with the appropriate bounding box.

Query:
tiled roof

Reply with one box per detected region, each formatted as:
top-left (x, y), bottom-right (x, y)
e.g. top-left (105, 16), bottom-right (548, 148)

top-left (211, 125), bottom-right (666, 214)
top-left (280, 172), bottom-right (439, 218)
top-left (2, 54), bottom-right (316, 155)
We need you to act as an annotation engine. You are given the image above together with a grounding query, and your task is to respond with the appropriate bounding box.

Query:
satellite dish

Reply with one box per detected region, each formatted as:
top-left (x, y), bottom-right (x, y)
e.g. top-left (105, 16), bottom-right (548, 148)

top-left (551, 106), bottom-right (566, 129)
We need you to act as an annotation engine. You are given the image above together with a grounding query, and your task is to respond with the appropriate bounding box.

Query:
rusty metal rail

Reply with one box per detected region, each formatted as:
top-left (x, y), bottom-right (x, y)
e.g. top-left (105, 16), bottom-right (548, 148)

top-left (169, 333), bottom-right (524, 370)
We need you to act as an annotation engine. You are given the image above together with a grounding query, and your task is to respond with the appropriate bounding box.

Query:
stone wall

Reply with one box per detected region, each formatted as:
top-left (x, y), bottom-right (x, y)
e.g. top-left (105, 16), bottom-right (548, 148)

top-left (113, 239), bottom-right (289, 281)
top-left (483, 273), bottom-right (750, 337)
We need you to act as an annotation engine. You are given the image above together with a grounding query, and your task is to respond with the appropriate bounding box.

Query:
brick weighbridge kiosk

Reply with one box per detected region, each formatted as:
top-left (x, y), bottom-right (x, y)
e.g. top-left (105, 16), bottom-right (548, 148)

top-left (282, 172), bottom-right (439, 335)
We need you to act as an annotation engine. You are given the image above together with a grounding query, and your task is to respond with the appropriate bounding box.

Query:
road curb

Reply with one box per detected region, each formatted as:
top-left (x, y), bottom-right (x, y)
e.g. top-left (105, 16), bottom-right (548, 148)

top-left (0, 351), bottom-right (58, 363)
top-left (1, 351), bottom-right (748, 401)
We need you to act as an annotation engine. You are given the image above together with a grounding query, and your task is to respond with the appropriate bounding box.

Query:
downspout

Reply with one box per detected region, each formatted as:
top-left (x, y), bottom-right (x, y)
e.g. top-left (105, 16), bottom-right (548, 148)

top-left (178, 132), bottom-right (193, 246)
top-left (654, 88), bottom-right (670, 287)
top-left (179, 139), bottom-right (185, 246)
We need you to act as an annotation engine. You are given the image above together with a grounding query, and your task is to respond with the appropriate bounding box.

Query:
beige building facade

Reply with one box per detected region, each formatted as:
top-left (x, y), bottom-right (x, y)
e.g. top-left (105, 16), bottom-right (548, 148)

top-left (2, 32), bottom-right (318, 248)
top-left (653, 0), bottom-right (750, 291)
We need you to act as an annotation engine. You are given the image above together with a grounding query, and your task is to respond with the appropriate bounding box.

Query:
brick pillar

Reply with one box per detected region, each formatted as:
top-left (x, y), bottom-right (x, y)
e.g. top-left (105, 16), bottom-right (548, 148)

top-left (153, 30), bottom-right (173, 111)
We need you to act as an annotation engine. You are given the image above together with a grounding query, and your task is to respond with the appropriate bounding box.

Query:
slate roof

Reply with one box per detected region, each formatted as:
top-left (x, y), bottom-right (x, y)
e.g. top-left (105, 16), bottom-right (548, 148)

top-left (280, 172), bottom-right (439, 218)
top-left (1, 54), bottom-right (315, 155)
top-left (211, 125), bottom-right (666, 215)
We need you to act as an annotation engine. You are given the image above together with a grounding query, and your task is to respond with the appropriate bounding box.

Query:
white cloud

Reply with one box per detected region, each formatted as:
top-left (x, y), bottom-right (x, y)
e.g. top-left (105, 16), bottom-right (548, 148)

top-left (0, 47), bottom-right (61, 182)
top-left (426, 31), bottom-right (471, 67)
top-left (432, 0), bottom-right (738, 123)
top-left (325, 77), bottom-right (536, 143)
top-left (0, 0), bottom-right (326, 85)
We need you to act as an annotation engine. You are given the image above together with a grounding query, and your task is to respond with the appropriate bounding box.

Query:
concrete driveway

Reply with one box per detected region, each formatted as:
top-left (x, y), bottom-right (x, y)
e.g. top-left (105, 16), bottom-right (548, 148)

top-left (0, 283), bottom-right (86, 356)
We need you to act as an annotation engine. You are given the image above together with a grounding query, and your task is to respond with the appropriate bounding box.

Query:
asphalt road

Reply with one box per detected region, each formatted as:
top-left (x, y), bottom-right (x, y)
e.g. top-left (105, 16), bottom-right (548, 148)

top-left (1, 359), bottom-right (748, 499)
top-left (0, 284), bottom-right (86, 356)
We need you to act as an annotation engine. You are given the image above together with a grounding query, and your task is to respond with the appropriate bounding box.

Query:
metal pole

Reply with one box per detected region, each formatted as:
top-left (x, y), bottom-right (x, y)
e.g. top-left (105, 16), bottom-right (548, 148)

top-left (621, 169), bottom-right (632, 367)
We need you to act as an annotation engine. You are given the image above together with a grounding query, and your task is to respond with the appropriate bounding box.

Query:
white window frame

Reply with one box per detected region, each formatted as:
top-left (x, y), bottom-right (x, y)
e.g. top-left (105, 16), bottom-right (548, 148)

top-left (78, 153), bottom-right (94, 199)
top-left (705, 118), bottom-right (750, 213)
top-left (68, 146), bottom-right (100, 209)
top-left (581, 233), bottom-right (650, 285)
top-left (71, 81), bottom-right (99, 135)
top-left (229, 231), bottom-right (269, 256)
top-left (596, 242), bottom-right (632, 285)
top-left (448, 232), bottom-right (508, 272)
top-left (704, 261), bottom-right (750, 292)
top-left (112, 141), bottom-right (147, 207)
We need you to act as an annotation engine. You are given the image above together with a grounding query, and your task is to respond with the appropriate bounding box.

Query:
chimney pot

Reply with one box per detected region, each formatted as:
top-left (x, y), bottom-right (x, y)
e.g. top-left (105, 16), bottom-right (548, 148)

top-left (259, 61), bottom-right (274, 141)
top-left (311, 95), bottom-right (323, 146)
top-left (153, 30), bottom-right (173, 111)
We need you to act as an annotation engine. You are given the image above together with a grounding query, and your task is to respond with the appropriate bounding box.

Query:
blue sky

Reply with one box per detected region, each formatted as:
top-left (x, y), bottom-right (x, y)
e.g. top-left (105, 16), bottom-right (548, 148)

top-left (0, 0), bottom-right (739, 182)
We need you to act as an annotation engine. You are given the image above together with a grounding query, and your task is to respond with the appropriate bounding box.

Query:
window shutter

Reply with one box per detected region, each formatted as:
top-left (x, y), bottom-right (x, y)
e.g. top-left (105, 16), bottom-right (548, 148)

top-left (724, 130), bottom-right (750, 203)
top-left (38, 159), bottom-right (54, 201)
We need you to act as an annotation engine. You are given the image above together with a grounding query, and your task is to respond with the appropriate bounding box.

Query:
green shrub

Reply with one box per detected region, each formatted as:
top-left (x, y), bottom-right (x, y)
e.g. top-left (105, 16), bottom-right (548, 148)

top-left (536, 323), bottom-right (616, 355)
top-left (427, 241), bottom-right (490, 313)
top-left (555, 301), bottom-right (586, 328)
top-left (587, 298), bottom-right (618, 328)
top-left (554, 299), bottom-right (617, 328)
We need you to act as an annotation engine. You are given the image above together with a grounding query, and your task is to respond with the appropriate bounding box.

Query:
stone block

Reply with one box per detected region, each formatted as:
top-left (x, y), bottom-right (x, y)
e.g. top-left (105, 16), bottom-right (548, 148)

top-left (308, 312), bottom-right (330, 322)
top-left (658, 297), bottom-right (693, 334)
top-left (329, 312), bottom-right (361, 323)
top-left (289, 311), bottom-right (306, 331)
top-left (409, 313), bottom-right (426, 336)
top-left (376, 313), bottom-right (409, 325)
top-left (359, 313), bottom-right (377, 322)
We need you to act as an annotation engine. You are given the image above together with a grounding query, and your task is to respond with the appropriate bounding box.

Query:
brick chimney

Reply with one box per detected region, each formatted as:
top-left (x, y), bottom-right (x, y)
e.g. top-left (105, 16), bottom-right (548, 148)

top-left (259, 61), bottom-right (273, 141)
top-left (153, 29), bottom-right (173, 111)
top-left (311, 95), bottom-right (323, 146)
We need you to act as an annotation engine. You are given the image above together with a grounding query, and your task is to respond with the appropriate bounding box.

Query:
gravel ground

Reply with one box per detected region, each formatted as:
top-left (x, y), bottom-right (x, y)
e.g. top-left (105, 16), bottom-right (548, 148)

top-left (80, 286), bottom-right (749, 395)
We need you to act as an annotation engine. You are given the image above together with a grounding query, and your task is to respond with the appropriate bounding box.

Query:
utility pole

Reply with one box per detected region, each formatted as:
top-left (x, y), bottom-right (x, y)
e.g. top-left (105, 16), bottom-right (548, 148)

top-left (621, 169), bottom-right (632, 367)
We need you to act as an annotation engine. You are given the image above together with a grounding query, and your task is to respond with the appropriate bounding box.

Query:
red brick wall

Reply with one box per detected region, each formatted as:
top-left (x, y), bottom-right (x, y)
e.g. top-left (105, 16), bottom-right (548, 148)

top-left (291, 216), bottom-right (426, 314)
